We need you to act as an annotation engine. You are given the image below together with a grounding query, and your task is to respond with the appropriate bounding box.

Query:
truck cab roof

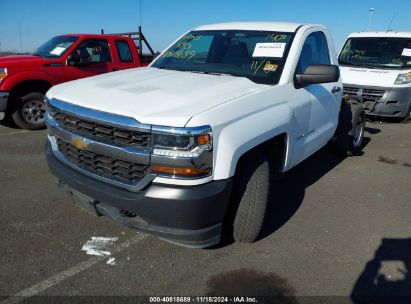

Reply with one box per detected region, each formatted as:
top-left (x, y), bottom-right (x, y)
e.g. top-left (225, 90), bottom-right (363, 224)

top-left (193, 21), bottom-right (309, 32)
top-left (348, 31), bottom-right (411, 38)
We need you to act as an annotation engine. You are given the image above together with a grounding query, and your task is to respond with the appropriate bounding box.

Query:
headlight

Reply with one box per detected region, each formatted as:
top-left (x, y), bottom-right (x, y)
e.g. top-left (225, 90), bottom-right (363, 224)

top-left (395, 72), bottom-right (411, 85)
top-left (151, 125), bottom-right (213, 178)
top-left (0, 68), bottom-right (7, 80)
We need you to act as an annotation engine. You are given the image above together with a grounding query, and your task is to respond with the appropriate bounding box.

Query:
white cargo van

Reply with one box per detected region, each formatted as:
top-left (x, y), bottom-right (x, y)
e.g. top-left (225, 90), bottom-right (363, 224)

top-left (339, 32), bottom-right (411, 119)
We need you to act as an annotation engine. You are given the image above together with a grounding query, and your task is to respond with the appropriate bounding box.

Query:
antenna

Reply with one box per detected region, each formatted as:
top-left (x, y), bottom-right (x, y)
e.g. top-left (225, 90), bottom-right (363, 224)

top-left (18, 22), bottom-right (23, 53)
top-left (387, 13), bottom-right (396, 31)
top-left (368, 8), bottom-right (376, 31)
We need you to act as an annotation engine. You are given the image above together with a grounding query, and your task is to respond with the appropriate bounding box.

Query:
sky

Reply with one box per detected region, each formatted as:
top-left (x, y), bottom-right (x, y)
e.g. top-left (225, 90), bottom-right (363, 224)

top-left (0, 0), bottom-right (410, 54)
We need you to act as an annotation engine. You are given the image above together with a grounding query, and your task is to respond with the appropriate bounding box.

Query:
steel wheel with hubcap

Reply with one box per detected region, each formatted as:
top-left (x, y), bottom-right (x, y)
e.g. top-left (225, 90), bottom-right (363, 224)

top-left (11, 92), bottom-right (46, 130)
top-left (352, 114), bottom-right (364, 149)
top-left (333, 102), bottom-right (366, 156)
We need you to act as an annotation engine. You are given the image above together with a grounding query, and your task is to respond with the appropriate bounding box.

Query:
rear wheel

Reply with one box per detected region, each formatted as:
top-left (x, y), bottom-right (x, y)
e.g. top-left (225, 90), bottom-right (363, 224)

top-left (11, 92), bottom-right (46, 130)
top-left (333, 102), bottom-right (365, 156)
top-left (230, 151), bottom-right (270, 243)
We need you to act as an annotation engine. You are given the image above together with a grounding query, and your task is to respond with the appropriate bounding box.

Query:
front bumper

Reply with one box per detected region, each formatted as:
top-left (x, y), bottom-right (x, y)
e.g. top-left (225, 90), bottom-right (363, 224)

top-left (343, 84), bottom-right (411, 118)
top-left (46, 142), bottom-right (233, 248)
top-left (0, 92), bottom-right (9, 120)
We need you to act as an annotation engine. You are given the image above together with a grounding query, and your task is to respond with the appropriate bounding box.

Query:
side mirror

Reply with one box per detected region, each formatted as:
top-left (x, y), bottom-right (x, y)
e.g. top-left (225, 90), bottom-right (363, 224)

top-left (67, 51), bottom-right (91, 66)
top-left (67, 53), bottom-right (80, 66)
top-left (295, 64), bottom-right (340, 86)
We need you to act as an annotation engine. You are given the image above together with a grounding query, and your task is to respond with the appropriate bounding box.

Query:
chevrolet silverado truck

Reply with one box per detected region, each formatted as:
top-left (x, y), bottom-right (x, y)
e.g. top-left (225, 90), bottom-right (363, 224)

top-left (339, 31), bottom-right (411, 120)
top-left (45, 22), bottom-right (365, 248)
top-left (0, 27), bottom-right (154, 129)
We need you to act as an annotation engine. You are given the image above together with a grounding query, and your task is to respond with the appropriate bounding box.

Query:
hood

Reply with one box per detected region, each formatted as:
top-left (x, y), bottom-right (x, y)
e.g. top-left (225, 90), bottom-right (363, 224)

top-left (340, 66), bottom-right (406, 87)
top-left (47, 67), bottom-right (267, 127)
top-left (0, 55), bottom-right (46, 67)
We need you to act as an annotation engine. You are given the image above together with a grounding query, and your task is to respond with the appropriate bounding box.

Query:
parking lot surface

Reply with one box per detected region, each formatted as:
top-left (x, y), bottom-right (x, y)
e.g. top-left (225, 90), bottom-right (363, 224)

top-left (0, 121), bottom-right (410, 302)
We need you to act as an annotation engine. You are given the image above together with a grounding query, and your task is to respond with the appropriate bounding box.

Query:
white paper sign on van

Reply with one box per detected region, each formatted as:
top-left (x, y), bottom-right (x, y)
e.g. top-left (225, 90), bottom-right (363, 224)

top-left (402, 48), bottom-right (411, 57)
top-left (252, 43), bottom-right (286, 58)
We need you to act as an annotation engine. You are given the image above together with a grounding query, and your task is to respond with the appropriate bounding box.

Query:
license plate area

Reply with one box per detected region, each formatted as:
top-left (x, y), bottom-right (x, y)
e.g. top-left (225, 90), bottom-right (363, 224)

top-left (70, 189), bottom-right (101, 217)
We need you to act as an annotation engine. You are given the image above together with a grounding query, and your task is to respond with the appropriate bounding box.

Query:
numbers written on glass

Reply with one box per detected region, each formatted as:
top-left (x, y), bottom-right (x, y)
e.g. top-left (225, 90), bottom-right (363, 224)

top-left (352, 50), bottom-right (366, 58)
top-left (265, 34), bottom-right (288, 42)
top-left (392, 58), bottom-right (403, 65)
top-left (161, 34), bottom-right (202, 60)
top-left (162, 50), bottom-right (196, 60)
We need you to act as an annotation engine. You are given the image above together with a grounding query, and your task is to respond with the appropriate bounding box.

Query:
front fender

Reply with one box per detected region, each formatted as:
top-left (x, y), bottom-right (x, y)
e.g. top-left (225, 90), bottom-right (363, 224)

top-left (1, 71), bottom-right (57, 91)
top-left (186, 84), bottom-right (296, 181)
top-left (212, 101), bottom-right (293, 179)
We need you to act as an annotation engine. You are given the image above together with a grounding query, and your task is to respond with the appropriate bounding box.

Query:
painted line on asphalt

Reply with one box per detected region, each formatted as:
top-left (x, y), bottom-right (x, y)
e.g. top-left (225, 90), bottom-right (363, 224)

top-left (0, 130), bottom-right (28, 137)
top-left (1, 233), bottom-right (147, 304)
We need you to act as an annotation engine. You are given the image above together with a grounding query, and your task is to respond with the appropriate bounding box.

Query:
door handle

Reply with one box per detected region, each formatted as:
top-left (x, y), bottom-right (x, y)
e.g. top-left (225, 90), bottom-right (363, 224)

top-left (332, 86), bottom-right (341, 93)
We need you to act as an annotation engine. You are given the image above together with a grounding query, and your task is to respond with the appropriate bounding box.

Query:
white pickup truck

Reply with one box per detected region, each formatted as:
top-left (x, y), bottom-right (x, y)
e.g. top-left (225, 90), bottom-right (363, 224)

top-left (45, 22), bottom-right (365, 248)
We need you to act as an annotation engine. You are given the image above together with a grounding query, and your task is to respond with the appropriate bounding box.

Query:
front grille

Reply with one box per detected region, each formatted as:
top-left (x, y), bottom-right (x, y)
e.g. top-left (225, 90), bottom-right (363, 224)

top-left (57, 138), bottom-right (149, 184)
top-left (53, 111), bottom-right (151, 149)
top-left (343, 87), bottom-right (385, 102)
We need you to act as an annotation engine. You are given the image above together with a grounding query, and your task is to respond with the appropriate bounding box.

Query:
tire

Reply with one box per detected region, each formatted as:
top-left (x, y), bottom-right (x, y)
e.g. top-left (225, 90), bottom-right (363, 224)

top-left (333, 102), bottom-right (366, 156)
top-left (400, 106), bottom-right (411, 124)
top-left (230, 151), bottom-right (270, 243)
top-left (11, 92), bottom-right (46, 130)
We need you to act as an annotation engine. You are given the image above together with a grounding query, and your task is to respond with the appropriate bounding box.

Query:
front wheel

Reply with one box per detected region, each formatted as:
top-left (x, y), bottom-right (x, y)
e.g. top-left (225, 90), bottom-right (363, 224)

top-left (333, 102), bottom-right (365, 156)
top-left (230, 151), bottom-right (271, 243)
top-left (11, 92), bottom-right (46, 130)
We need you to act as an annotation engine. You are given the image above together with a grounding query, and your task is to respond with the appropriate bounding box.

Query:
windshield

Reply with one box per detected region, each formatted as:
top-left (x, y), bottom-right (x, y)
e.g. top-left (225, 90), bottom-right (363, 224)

top-left (34, 36), bottom-right (79, 58)
top-left (151, 30), bottom-right (294, 84)
top-left (339, 37), bottom-right (411, 69)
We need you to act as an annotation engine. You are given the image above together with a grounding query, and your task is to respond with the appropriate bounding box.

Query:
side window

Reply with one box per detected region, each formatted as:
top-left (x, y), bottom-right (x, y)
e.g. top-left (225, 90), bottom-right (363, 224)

top-left (115, 40), bottom-right (133, 62)
top-left (297, 32), bottom-right (331, 74)
top-left (74, 39), bottom-right (111, 63)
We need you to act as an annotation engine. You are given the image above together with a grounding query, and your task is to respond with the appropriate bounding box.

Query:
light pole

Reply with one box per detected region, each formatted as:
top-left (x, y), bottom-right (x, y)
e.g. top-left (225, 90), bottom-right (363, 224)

top-left (368, 8), bottom-right (376, 31)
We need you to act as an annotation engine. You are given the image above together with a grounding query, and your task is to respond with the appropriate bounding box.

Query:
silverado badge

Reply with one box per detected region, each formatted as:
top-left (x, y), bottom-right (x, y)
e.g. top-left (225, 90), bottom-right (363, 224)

top-left (71, 137), bottom-right (88, 150)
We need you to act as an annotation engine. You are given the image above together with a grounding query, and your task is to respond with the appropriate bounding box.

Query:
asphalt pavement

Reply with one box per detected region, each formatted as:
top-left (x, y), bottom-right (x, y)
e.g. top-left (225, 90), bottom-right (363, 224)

top-left (0, 120), bottom-right (410, 303)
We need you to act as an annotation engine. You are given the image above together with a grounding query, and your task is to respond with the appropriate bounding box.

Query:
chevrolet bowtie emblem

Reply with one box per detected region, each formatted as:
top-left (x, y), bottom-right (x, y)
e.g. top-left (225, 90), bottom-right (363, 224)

top-left (71, 137), bottom-right (88, 150)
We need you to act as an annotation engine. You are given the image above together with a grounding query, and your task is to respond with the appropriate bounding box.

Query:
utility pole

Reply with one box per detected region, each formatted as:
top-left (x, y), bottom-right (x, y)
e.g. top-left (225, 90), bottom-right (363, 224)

top-left (368, 8), bottom-right (376, 31)
top-left (18, 22), bottom-right (23, 53)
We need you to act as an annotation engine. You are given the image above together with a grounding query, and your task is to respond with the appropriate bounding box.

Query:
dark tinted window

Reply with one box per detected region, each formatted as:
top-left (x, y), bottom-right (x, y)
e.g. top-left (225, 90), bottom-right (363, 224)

top-left (339, 37), bottom-right (411, 69)
top-left (74, 39), bottom-right (111, 63)
top-left (297, 31), bottom-right (331, 74)
top-left (115, 40), bottom-right (133, 62)
top-left (34, 36), bottom-right (78, 58)
top-left (152, 30), bottom-right (294, 85)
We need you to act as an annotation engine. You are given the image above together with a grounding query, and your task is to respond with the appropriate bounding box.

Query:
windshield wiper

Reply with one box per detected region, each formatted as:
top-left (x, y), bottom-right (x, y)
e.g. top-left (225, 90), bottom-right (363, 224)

top-left (339, 61), bottom-right (376, 69)
top-left (189, 70), bottom-right (242, 77)
top-left (156, 66), bottom-right (187, 72)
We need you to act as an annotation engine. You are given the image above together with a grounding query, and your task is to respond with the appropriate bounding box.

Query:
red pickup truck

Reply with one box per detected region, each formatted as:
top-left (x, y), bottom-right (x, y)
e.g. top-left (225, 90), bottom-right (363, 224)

top-left (0, 28), bottom-right (155, 129)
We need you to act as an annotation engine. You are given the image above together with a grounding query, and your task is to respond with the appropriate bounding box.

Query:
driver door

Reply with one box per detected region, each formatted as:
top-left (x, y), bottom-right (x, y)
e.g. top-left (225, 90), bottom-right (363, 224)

top-left (64, 38), bottom-right (113, 82)
top-left (289, 31), bottom-right (341, 166)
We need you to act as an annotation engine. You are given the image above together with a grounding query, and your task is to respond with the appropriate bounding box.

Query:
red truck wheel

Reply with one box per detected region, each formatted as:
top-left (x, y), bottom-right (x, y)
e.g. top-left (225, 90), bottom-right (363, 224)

top-left (11, 92), bottom-right (46, 130)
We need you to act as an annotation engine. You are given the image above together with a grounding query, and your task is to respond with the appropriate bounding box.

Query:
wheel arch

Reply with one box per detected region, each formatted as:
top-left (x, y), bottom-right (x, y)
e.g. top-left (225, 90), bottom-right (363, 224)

top-left (235, 133), bottom-right (287, 175)
top-left (213, 129), bottom-right (289, 180)
top-left (9, 79), bottom-right (53, 98)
